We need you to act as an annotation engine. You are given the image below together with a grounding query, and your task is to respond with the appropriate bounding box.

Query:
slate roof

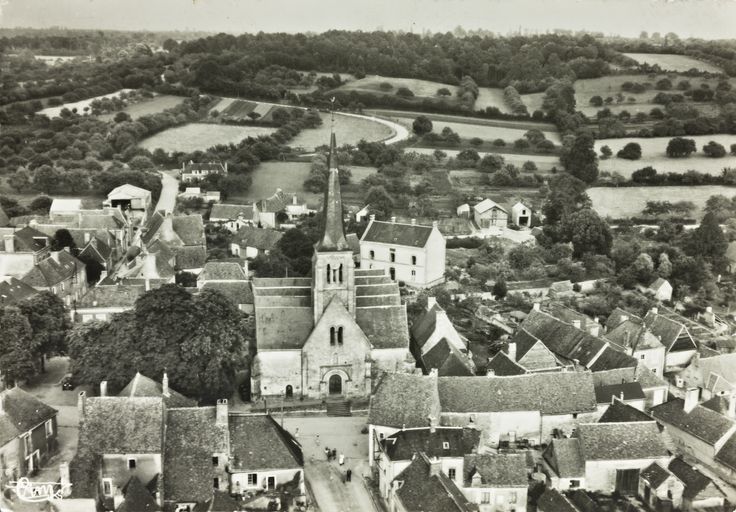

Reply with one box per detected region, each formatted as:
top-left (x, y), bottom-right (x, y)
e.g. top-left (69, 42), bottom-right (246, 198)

top-left (0, 276), bottom-right (38, 305)
top-left (198, 262), bottom-right (247, 282)
top-left (537, 489), bottom-right (578, 512)
top-left (368, 373), bottom-right (440, 428)
top-left (381, 427), bottom-right (480, 461)
top-left (173, 246), bottom-right (207, 270)
top-left (714, 432), bottom-right (736, 471)
top-left (598, 400), bottom-right (654, 423)
top-left (607, 307), bottom-right (639, 330)
top-left (361, 220), bottom-right (435, 248)
top-left (696, 353), bottom-right (736, 392)
top-left (591, 363), bottom-right (668, 391)
top-left (21, 251), bottom-right (84, 288)
top-left (594, 382), bottom-right (645, 404)
top-left (163, 407), bottom-right (228, 503)
top-left (422, 338), bottom-right (474, 377)
top-left (649, 277), bottom-right (670, 292)
top-left (485, 350), bottom-right (526, 376)
top-left (209, 203), bottom-right (256, 221)
top-left (79, 397), bottom-right (163, 454)
top-left (650, 399), bottom-right (735, 446)
top-left (395, 454), bottom-right (477, 512)
top-left (438, 372), bottom-right (597, 415)
top-left (232, 226), bottom-right (283, 251)
top-left (644, 311), bottom-right (695, 352)
top-left (118, 372), bottom-right (196, 408)
top-left (576, 422), bottom-right (669, 461)
top-left (640, 462), bottom-right (674, 489)
top-left (172, 215), bottom-right (205, 245)
top-left (543, 438), bottom-right (584, 478)
top-left (78, 238), bottom-right (113, 265)
top-left (200, 282), bottom-right (253, 306)
top-left (140, 211), bottom-right (166, 246)
top-left (228, 414), bottom-right (303, 470)
top-left (76, 284), bottom-right (145, 309)
top-left (473, 198), bottom-right (506, 215)
top-left (605, 317), bottom-right (664, 352)
top-left (0, 387), bottom-right (57, 447)
top-left (3, 226), bottom-right (49, 252)
top-left (667, 457), bottom-right (722, 500)
top-left (463, 453), bottom-right (527, 487)
top-left (117, 476), bottom-right (160, 512)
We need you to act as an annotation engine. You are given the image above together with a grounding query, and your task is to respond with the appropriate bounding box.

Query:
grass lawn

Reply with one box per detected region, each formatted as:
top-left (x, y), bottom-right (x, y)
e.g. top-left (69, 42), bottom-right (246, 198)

top-left (289, 113), bottom-right (394, 150)
top-left (588, 185), bottom-right (736, 219)
top-left (409, 148), bottom-right (560, 171)
top-left (475, 87), bottom-right (512, 114)
top-left (97, 94), bottom-right (185, 121)
top-left (138, 123), bottom-right (277, 153)
top-left (229, 161), bottom-right (322, 207)
top-left (338, 74), bottom-right (459, 100)
top-left (623, 53), bottom-right (723, 73)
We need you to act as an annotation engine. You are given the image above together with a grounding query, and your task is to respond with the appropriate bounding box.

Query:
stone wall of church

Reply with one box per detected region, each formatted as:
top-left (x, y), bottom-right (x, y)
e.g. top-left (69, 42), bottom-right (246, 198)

top-left (251, 350), bottom-right (302, 398)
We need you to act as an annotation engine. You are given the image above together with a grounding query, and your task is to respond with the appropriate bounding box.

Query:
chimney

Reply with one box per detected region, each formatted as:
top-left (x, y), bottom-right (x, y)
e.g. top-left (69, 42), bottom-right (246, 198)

top-left (145, 278), bottom-right (151, 292)
top-left (84, 232), bottom-right (91, 243)
top-left (216, 399), bottom-right (228, 427)
top-left (100, 380), bottom-right (108, 397)
top-left (369, 214), bottom-right (375, 222)
top-left (572, 319), bottom-right (581, 329)
top-left (428, 415), bottom-right (437, 434)
top-left (411, 218), bottom-right (417, 225)
top-left (427, 296), bottom-right (437, 310)
top-left (728, 392), bottom-right (736, 419)
top-left (3, 235), bottom-right (14, 254)
top-left (429, 368), bottom-right (438, 379)
top-left (620, 391), bottom-right (625, 401)
top-left (243, 259), bottom-right (250, 279)
top-left (589, 324), bottom-right (600, 337)
top-left (59, 462), bottom-right (71, 497)
top-left (650, 307), bottom-right (658, 315)
top-left (532, 302), bottom-right (540, 312)
top-left (620, 314), bottom-right (629, 324)
top-left (391, 216), bottom-right (396, 223)
top-left (162, 372), bottom-right (170, 397)
top-left (486, 369), bottom-right (495, 377)
top-left (78, 391), bottom-right (87, 418)
top-left (683, 387), bottom-right (699, 413)
top-left (507, 342), bottom-right (517, 361)
top-left (429, 456), bottom-right (442, 477)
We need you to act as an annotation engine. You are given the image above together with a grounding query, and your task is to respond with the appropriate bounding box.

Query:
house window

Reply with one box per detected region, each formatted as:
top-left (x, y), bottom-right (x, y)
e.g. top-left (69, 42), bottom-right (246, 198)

top-left (60, 283), bottom-right (65, 292)
top-left (389, 267), bottom-right (396, 281)
top-left (443, 442), bottom-right (450, 450)
top-left (337, 326), bottom-right (343, 345)
top-left (212, 456), bottom-right (219, 466)
top-left (102, 479), bottom-right (113, 497)
top-left (640, 354), bottom-right (646, 359)
top-left (570, 480), bottom-right (580, 488)
top-left (127, 458), bottom-right (136, 469)
top-left (572, 413), bottom-right (578, 419)
top-left (369, 250), bottom-right (375, 259)
top-left (45, 420), bottom-right (53, 438)
top-left (411, 255), bottom-right (417, 265)
top-left (213, 478), bottom-right (219, 490)
top-left (509, 492), bottom-right (517, 504)
top-left (481, 492), bottom-right (491, 504)
top-left (23, 435), bottom-right (31, 456)
top-left (448, 468), bottom-right (456, 481)
top-left (247, 473), bottom-right (258, 486)
top-left (411, 270), bottom-right (416, 279)
top-left (390, 249), bottom-right (396, 263)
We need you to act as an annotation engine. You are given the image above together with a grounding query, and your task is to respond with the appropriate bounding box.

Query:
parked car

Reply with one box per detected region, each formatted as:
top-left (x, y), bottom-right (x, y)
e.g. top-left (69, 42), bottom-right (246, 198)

top-left (61, 374), bottom-right (75, 391)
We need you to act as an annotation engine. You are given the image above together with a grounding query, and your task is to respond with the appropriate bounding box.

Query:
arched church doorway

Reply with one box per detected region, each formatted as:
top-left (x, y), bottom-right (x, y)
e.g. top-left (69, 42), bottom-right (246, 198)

top-left (328, 374), bottom-right (342, 395)
top-left (285, 385), bottom-right (293, 399)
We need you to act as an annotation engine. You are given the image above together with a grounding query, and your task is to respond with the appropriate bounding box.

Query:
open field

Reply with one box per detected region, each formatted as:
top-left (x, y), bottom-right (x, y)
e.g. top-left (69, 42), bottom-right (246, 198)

top-left (520, 92), bottom-right (545, 114)
top-left (97, 94), bottom-right (185, 121)
top-left (623, 53), bottom-right (722, 73)
top-left (289, 113), bottom-right (395, 150)
top-left (40, 88), bottom-right (134, 118)
top-left (588, 185), bottom-right (736, 219)
top-left (229, 161), bottom-right (322, 206)
top-left (349, 166), bottom-right (378, 182)
top-left (367, 109), bottom-right (556, 132)
top-left (337, 74), bottom-right (459, 99)
top-left (138, 123), bottom-right (277, 153)
top-left (408, 148), bottom-right (560, 171)
top-left (596, 134), bottom-right (736, 155)
top-left (392, 116), bottom-right (561, 144)
top-left (475, 87), bottom-right (512, 113)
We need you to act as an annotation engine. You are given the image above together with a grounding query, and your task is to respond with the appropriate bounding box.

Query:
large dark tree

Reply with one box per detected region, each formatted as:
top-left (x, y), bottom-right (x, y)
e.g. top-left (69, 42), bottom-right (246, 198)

top-left (0, 307), bottom-right (38, 386)
top-left (560, 131), bottom-right (598, 183)
top-left (666, 137), bottom-right (697, 158)
top-left (685, 212), bottom-right (728, 271)
top-left (542, 173), bottom-right (591, 227)
top-left (18, 292), bottom-right (71, 370)
top-left (561, 208), bottom-right (613, 258)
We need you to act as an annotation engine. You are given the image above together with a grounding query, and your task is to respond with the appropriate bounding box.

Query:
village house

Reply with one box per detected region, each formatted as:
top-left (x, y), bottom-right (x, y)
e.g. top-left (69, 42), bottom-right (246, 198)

top-left (49, 198), bottom-right (83, 221)
top-left (410, 297), bottom-right (474, 376)
top-left (473, 199), bottom-right (508, 230)
top-left (0, 387), bottom-right (58, 484)
top-left (180, 161), bottom-right (227, 183)
top-left (641, 307), bottom-right (698, 371)
top-left (21, 249), bottom-right (87, 307)
top-left (196, 261), bottom-right (254, 314)
top-left (360, 216), bottom-right (446, 287)
top-left (591, 364), bottom-right (668, 409)
top-left (676, 351), bottom-right (736, 399)
top-left (0, 276), bottom-right (38, 305)
top-left (115, 372), bottom-right (195, 408)
top-left (77, 237), bottom-right (114, 275)
top-left (598, 398), bottom-right (657, 424)
top-left (494, 329), bottom-right (568, 374)
top-left (103, 184), bottom-right (152, 221)
top-left (604, 308), bottom-right (666, 377)
top-left (250, 136), bottom-right (413, 401)
top-left (666, 456), bottom-right (727, 510)
top-left (456, 203), bottom-right (471, 218)
top-left (638, 461), bottom-right (685, 510)
top-left (209, 203), bottom-right (259, 232)
top-left (536, 488), bottom-right (578, 512)
top-left (462, 453), bottom-right (528, 511)
top-left (0, 226), bottom-right (52, 278)
top-left (543, 437), bottom-right (586, 491)
top-left (642, 277), bottom-right (673, 302)
top-left (510, 201), bottom-right (532, 228)
top-left (257, 189), bottom-right (311, 228)
top-left (115, 248), bottom-right (176, 286)
top-left (140, 211), bottom-right (207, 273)
top-left (178, 187), bottom-right (221, 203)
top-left (594, 382), bottom-right (646, 412)
top-left (74, 283), bottom-right (145, 322)
top-left (229, 226), bottom-right (283, 259)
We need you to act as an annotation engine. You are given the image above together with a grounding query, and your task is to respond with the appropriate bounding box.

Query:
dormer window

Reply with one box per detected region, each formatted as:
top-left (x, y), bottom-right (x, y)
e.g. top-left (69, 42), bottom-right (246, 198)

top-left (127, 457), bottom-right (136, 469)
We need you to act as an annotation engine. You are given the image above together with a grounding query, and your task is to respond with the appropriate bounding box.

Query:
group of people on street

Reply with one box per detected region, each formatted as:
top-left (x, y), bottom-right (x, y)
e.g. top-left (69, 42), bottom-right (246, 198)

top-left (324, 446), bottom-right (351, 482)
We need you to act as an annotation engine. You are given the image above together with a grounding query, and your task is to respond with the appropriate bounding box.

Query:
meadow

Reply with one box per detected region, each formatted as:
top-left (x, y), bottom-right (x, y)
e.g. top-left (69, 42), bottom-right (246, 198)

top-left (40, 89), bottom-right (133, 118)
top-left (588, 185), bottom-right (736, 219)
top-left (408, 148), bottom-right (560, 171)
top-left (288, 113), bottom-right (395, 150)
top-left (97, 94), bottom-right (185, 121)
top-left (623, 53), bottom-right (723, 73)
top-left (337, 74), bottom-right (460, 99)
top-left (389, 115), bottom-right (561, 144)
top-left (230, 161), bottom-right (321, 206)
top-left (475, 87), bottom-right (513, 113)
top-left (138, 123), bottom-right (277, 153)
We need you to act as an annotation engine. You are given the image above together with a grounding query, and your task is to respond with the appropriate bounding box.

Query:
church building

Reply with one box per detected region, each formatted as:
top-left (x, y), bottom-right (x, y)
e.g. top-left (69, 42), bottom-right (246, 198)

top-left (250, 134), bottom-right (414, 399)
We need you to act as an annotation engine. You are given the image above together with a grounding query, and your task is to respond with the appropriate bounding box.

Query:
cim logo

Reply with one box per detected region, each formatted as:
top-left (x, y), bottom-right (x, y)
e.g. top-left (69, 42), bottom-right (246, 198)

top-left (5, 478), bottom-right (71, 502)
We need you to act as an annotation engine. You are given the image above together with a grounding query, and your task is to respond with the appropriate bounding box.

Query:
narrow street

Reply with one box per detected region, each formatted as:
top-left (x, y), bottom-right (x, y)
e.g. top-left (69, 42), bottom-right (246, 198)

top-left (156, 170), bottom-right (179, 214)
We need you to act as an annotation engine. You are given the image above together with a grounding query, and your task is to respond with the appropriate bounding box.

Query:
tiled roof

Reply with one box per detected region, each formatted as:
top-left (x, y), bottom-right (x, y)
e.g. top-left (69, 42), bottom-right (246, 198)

top-left (715, 432), bottom-right (736, 471)
top-left (163, 407), bottom-right (228, 503)
top-left (172, 215), bottom-right (205, 246)
top-left (438, 372), bottom-right (597, 415)
top-left (198, 262), bottom-right (247, 282)
top-left (107, 184), bottom-right (150, 199)
top-left (79, 397), bottom-right (163, 454)
top-left (4, 226), bottom-right (49, 252)
top-left (232, 226), bottom-right (283, 251)
top-left (640, 462), bottom-right (674, 489)
top-left (78, 237), bottom-right (113, 264)
top-left (117, 476), bottom-right (160, 512)
top-left (667, 457), bottom-right (721, 500)
top-left (395, 454), bottom-right (477, 512)
top-left (537, 489), bottom-right (578, 512)
top-left (644, 311), bottom-right (695, 352)
top-left (346, 233), bottom-right (360, 255)
top-left (209, 203), bottom-right (256, 221)
top-left (696, 353), bottom-right (736, 391)
top-left (21, 251), bottom-right (84, 288)
top-left (355, 305), bottom-right (410, 349)
top-left (650, 399), bottom-right (735, 446)
top-left (368, 373), bottom-right (440, 428)
top-left (411, 303), bottom-right (440, 349)
top-left (649, 277), bottom-right (670, 291)
top-left (591, 363), bottom-right (668, 391)
top-left (118, 372), bottom-right (196, 408)
top-left (0, 276), bottom-right (38, 304)
top-left (141, 211), bottom-right (165, 245)
top-left (463, 453), bottom-right (527, 487)
top-left (473, 198), bottom-right (506, 214)
top-left (594, 382), bottom-right (645, 404)
top-left (0, 387), bottom-right (57, 446)
top-left (598, 400), bottom-right (654, 423)
top-left (422, 340), bottom-right (474, 377)
top-left (200, 282), bottom-right (253, 306)
top-left (76, 284), bottom-right (145, 309)
top-left (173, 246), bottom-right (207, 270)
top-left (381, 427), bottom-right (480, 461)
top-left (361, 220), bottom-right (435, 248)
top-left (576, 422), bottom-right (668, 461)
top-left (607, 307), bottom-right (638, 330)
top-left (258, 190), bottom-right (287, 213)
top-left (543, 438), bottom-right (584, 478)
top-left (485, 350), bottom-right (526, 376)
top-left (228, 414), bottom-right (303, 470)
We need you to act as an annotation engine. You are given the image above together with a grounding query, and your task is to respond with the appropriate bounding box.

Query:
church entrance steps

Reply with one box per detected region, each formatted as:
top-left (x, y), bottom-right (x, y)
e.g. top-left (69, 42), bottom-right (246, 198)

top-left (326, 399), bottom-right (352, 417)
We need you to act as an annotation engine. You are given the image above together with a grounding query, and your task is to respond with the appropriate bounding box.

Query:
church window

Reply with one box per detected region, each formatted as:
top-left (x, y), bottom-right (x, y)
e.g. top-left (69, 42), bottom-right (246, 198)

top-left (338, 264), bottom-right (343, 283)
top-left (338, 327), bottom-right (344, 345)
top-left (330, 327), bottom-right (336, 346)
top-left (326, 264), bottom-right (331, 284)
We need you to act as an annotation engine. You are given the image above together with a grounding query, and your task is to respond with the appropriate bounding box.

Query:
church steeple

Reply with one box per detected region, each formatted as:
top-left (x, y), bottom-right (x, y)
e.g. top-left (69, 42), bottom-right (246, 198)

top-left (315, 132), bottom-right (349, 252)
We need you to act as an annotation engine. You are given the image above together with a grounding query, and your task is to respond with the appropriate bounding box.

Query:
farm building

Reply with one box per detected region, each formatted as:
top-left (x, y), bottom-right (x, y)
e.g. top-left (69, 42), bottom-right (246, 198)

top-left (49, 198), bottom-right (83, 221)
top-left (473, 199), bottom-right (508, 229)
top-left (258, 189), bottom-right (311, 228)
top-left (209, 203), bottom-right (259, 232)
top-left (456, 203), bottom-right (470, 218)
top-left (230, 226), bottom-right (283, 259)
top-left (103, 184), bottom-right (152, 221)
top-left (180, 161), bottom-right (227, 183)
top-left (511, 201), bottom-right (532, 228)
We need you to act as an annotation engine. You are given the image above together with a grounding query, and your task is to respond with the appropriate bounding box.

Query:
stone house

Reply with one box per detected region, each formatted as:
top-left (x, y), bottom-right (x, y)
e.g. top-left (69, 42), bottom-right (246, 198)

top-left (180, 161), bottom-right (227, 183)
top-left (229, 226), bottom-right (283, 259)
top-left (49, 198), bottom-right (83, 220)
top-left (543, 438), bottom-right (586, 491)
top-left (473, 199), bottom-right (507, 229)
top-left (642, 307), bottom-right (697, 371)
top-left (510, 201), bottom-right (532, 228)
top-left (0, 387), bottom-right (58, 484)
top-left (74, 283), bottom-right (145, 323)
top-left (591, 365), bottom-right (668, 409)
top-left (209, 203), bottom-right (259, 232)
top-left (676, 352), bottom-right (736, 400)
top-left (140, 211), bottom-right (207, 273)
top-left (196, 261), bottom-right (253, 314)
top-left (0, 226), bottom-right (52, 278)
top-left (604, 308), bottom-right (666, 378)
top-left (646, 277), bottom-right (673, 302)
top-left (638, 462), bottom-right (684, 510)
top-left (0, 276), bottom-right (38, 305)
top-left (462, 453), bottom-right (528, 511)
top-left (666, 456), bottom-right (726, 511)
top-left (257, 189), bottom-right (311, 228)
top-left (360, 216), bottom-right (445, 287)
top-left (21, 249), bottom-right (87, 307)
top-left (594, 382), bottom-right (646, 412)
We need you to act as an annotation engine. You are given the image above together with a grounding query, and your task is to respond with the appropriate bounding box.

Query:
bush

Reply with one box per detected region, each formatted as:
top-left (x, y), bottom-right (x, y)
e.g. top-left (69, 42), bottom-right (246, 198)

top-left (492, 139), bottom-right (506, 147)
top-left (522, 161), bottom-right (537, 172)
top-left (469, 137), bottom-right (483, 147)
top-left (703, 141), bottom-right (726, 158)
top-left (503, 86), bottom-right (528, 116)
top-left (396, 87), bottom-right (414, 98)
top-left (412, 115), bottom-right (433, 135)
top-left (617, 142), bottom-right (642, 160)
top-left (378, 82), bottom-right (393, 91)
top-left (437, 88), bottom-right (451, 96)
top-left (666, 137), bottom-right (697, 158)
top-left (514, 139), bottom-right (530, 150)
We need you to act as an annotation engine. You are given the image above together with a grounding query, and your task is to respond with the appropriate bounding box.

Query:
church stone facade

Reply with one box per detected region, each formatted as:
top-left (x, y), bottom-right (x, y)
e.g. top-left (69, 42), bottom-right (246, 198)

top-left (250, 134), bottom-right (414, 399)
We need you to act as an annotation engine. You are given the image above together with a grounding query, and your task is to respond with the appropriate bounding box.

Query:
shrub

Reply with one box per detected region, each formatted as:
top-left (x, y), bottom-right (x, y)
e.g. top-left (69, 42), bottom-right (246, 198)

top-left (412, 115), bottom-right (433, 135)
top-left (437, 88), bottom-right (452, 96)
top-left (492, 139), bottom-right (506, 147)
top-left (469, 137), bottom-right (483, 147)
top-left (703, 141), bottom-right (726, 158)
top-left (395, 87), bottom-right (414, 98)
top-left (616, 142), bottom-right (642, 160)
top-left (666, 137), bottom-right (697, 158)
top-left (522, 161), bottom-right (538, 172)
top-left (514, 139), bottom-right (530, 150)
top-left (378, 82), bottom-right (393, 91)
top-left (503, 86), bottom-right (528, 116)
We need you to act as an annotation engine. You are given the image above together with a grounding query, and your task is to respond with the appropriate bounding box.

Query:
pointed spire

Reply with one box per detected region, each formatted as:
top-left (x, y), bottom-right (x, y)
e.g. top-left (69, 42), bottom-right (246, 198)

top-left (327, 131), bottom-right (337, 170)
top-left (316, 132), bottom-right (349, 252)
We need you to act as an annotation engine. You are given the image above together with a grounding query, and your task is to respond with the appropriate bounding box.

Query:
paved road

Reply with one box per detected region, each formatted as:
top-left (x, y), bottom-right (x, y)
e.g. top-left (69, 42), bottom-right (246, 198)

top-left (156, 170), bottom-right (179, 214)
top-left (281, 416), bottom-right (379, 512)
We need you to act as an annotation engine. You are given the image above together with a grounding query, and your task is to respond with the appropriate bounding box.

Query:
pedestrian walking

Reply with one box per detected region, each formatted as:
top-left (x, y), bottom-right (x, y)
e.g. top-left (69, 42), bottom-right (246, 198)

top-left (339, 453), bottom-right (345, 465)
top-left (346, 469), bottom-right (352, 482)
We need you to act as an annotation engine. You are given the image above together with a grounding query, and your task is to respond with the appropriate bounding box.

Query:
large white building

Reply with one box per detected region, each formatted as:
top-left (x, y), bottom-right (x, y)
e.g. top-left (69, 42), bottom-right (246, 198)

top-left (359, 216), bottom-right (445, 288)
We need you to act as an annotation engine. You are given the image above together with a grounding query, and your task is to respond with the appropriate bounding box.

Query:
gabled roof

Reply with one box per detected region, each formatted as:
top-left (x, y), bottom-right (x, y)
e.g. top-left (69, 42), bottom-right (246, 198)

top-left (6, 226), bottom-right (49, 252)
top-left (78, 237), bottom-right (113, 265)
top-left (473, 198), bottom-right (506, 214)
top-left (640, 462), bottom-right (675, 490)
top-left (118, 372), bottom-right (195, 408)
top-left (591, 363), bottom-right (668, 391)
top-left (209, 203), bottom-right (256, 221)
top-left (650, 398), bottom-right (735, 446)
top-left (543, 438), bottom-right (584, 478)
top-left (463, 453), bottom-right (527, 487)
top-left (173, 245), bottom-right (207, 270)
top-left (438, 372), bottom-right (597, 415)
top-left (107, 184), bottom-right (151, 199)
top-left (485, 350), bottom-right (526, 376)
top-left (361, 220), bottom-right (435, 248)
top-left (649, 277), bottom-right (670, 292)
top-left (76, 284), bottom-right (145, 309)
top-left (116, 476), bottom-right (160, 512)
top-left (714, 431), bottom-right (736, 471)
top-left (576, 422), bottom-right (668, 461)
top-left (228, 414), bottom-right (303, 470)
top-left (644, 310), bottom-right (696, 352)
top-left (605, 318), bottom-right (664, 352)
top-left (696, 353), bottom-right (736, 391)
top-left (368, 373), bottom-right (440, 428)
top-left (0, 387), bottom-right (57, 446)
top-left (381, 427), bottom-right (480, 461)
top-left (232, 226), bottom-right (283, 251)
top-left (422, 338), bottom-right (475, 377)
top-left (50, 198), bottom-right (82, 213)
top-left (79, 397), bottom-right (163, 454)
top-left (598, 399), bottom-right (654, 423)
top-left (172, 215), bottom-right (205, 246)
top-left (667, 457), bottom-right (723, 500)
top-left (21, 251), bottom-right (84, 288)
top-left (537, 489), bottom-right (578, 512)
top-left (0, 276), bottom-right (38, 305)
top-left (594, 382), bottom-right (645, 404)
top-left (607, 307), bottom-right (639, 330)
top-left (394, 453), bottom-right (477, 512)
